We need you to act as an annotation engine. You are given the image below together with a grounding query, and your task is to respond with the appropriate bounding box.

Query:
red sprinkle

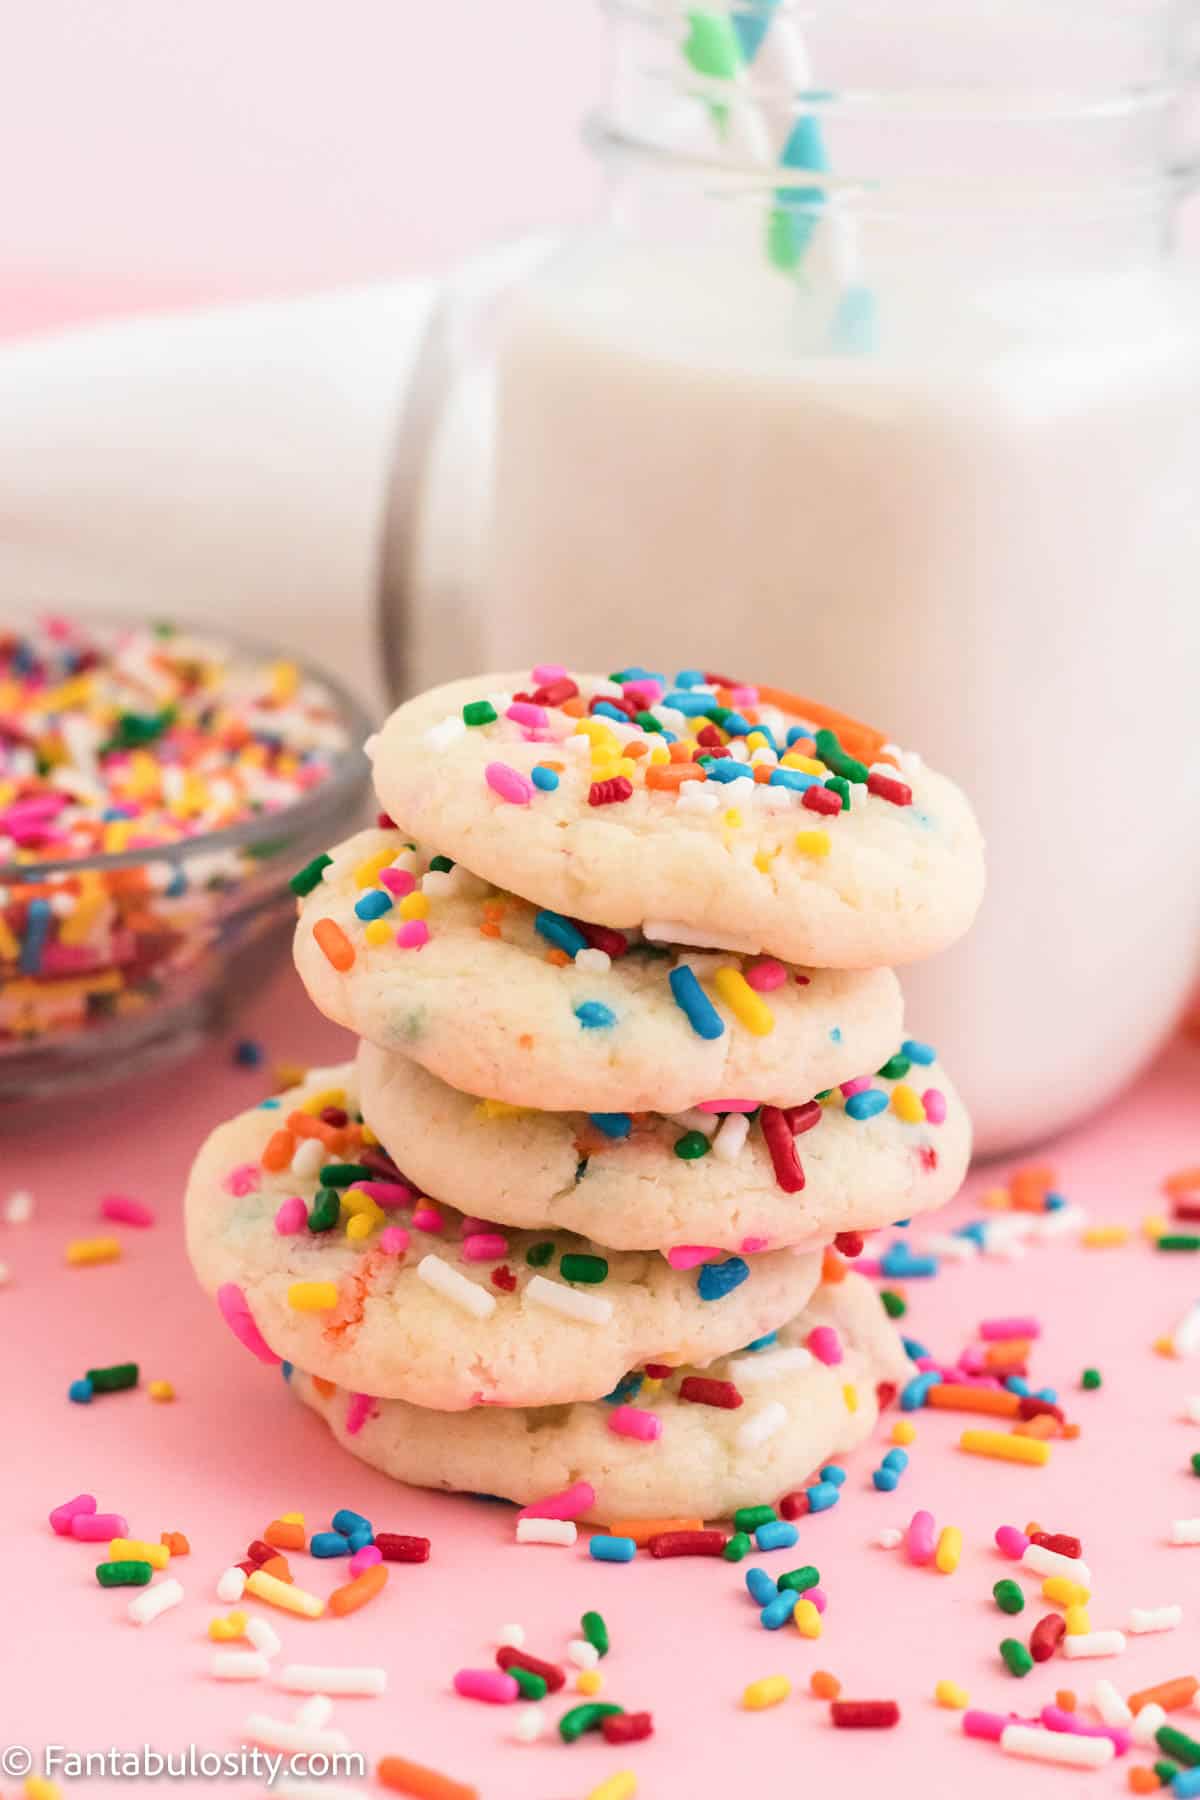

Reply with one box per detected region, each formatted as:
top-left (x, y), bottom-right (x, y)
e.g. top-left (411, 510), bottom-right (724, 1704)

top-left (1030, 1613), bottom-right (1067, 1663)
top-left (374, 1533), bottom-right (431, 1564)
top-left (375, 811), bottom-right (396, 829)
top-left (643, 1363), bottom-right (675, 1380)
top-left (496, 1647), bottom-right (565, 1691)
top-left (696, 725), bottom-right (725, 748)
top-left (778, 1491), bottom-right (811, 1521)
top-left (834, 1231), bottom-right (865, 1258)
top-left (589, 777), bottom-right (634, 807)
top-left (532, 679), bottom-right (578, 707)
top-left (319, 1106), bottom-right (349, 1127)
top-left (876, 1381), bottom-right (898, 1410)
top-left (245, 1540), bottom-right (274, 1565)
top-left (490, 1265), bottom-right (517, 1292)
top-left (783, 1100), bottom-right (822, 1136)
top-left (603, 1712), bottom-right (654, 1744)
top-left (1019, 1398), bottom-right (1065, 1423)
top-left (677, 1377), bottom-right (743, 1410)
top-left (575, 921), bottom-right (629, 959)
top-left (1030, 1531), bottom-right (1081, 1558)
top-left (590, 692), bottom-right (637, 719)
top-left (832, 1700), bottom-right (901, 1729)
top-left (647, 1530), bottom-right (728, 1558)
top-left (802, 786), bottom-right (842, 816)
top-left (867, 771), bottom-right (913, 807)
top-left (760, 1106), bottom-right (806, 1193)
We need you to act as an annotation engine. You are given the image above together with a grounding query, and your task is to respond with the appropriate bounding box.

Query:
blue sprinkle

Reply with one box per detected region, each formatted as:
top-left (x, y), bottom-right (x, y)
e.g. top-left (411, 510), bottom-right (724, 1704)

top-left (233, 1038), bottom-right (264, 1067)
top-left (786, 723), bottom-right (820, 746)
top-left (258, 1097), bottom-right (281, 1109)
top-left (830, 1026), bottom-right (842, 1043)
top-left (668, 965), bottom-right (725, 1041)
top-left (745, 1331), bottom-right (778, 1352)
top-left (721, 712), bottom-right (753, 737)
top-left (746, 1567), bottom-right (778, 1605)
top-left (893, 1219), bottom-right (911, 1229)
top-left (346, 1526), bottom-right (373, 1551)
top-left (901, 1338), bottom-right (930, 1361)
top-left (590, 1112), bottom-right (632, 1139)
top-left (663, 691), bottom-right (721, 716)
top-left (531, 765), bottom-right (559, 792)
top-left (1005, 1376), bottom-right (1031, 1396)
top-left (613, 666), bottom-right (666, 686)
top-left (704, 759), bottom-right (754, 783)
top-left (164, 864), bottom-right (188, 897)
top-left (603, 1371), bottom-right (644, 1407)
top-left (872, 1467), bottom-right (899, 1491)
top-left (332, 1508), bottom-right (372, 1536)
top-left (820, 1465), bottom-right (846, 1486)
top-left (880, 1244), bottom-right (939, 1279)
top-left (901, 1038), bottom-right (936, 1065)
top-left (1170, 1767), bottom-right (1200, 1797)
top-left (845, 1088), bottom-right (888, 1121)
top-left (881, 1448), bottom-right (908, 1472)
top-left (354, 888), bottom-right (393, 921)
top-left (281, 1361), bottom-right (294, 1382)
top-left (19, 898), bottom-right (52, 975)
top-left (536, 911), bottom-right (588, 957)
top-left (900, 1371), bottom-right (942, 1411)
top-left (768, 767), bottom-right (819, 792)
top-left (575, 1001), bottom-right (616, 1030)
top-left (674, 669), bottom-right (707, 689)
top-left (68, 1377), bottom-right (94, 1405)
top-left (1036, 1387), bottom-right (1058, 1404)
top-left (831, 284), bottom-right (879, 357)
top-left (756, 1520), bottom-right (799, 1553)
top-left (806, 1483), bottom-right (840, 1513)
top-left (310, 1530), bottom-right (352, 1558)
top-left (1044, 1192), bottom-right (1067, 1211)
top-left (761, 1591), bottom-right (800, 1629)
top-left (590, 1534), bottom-right (637, 1563)
top-left (955, 1221), bottom-right (988, 1246)
top-left (698, 1256), bottom-right (749, 1301)
top-left (592, 700), bottom-right (630, 724)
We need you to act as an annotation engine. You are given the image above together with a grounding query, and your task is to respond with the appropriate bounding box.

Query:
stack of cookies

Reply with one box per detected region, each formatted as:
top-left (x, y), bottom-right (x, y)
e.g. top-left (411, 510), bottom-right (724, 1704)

top-left (186, 665), bottom-right (984, 1522)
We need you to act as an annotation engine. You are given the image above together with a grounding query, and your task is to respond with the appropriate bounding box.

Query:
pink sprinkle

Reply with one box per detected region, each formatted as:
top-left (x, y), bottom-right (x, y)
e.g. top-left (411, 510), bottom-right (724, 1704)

top-left (345, 1392), bottom-right (373, 1436)
top-left (395, 920), bottom-right (430, 950)
top-left (99, 1193), bottom-right (155, 1228)
top-left (379, 867), bottom-right (416, 897)
top-left (224, 1163), bottom-right (260, 1197)
top-left (623, 679), bottom-right (664, 706)
top-left (980, 1316), bottom-right (1040, 1342)
top-left (216, 1282), bottom-right (280, 1365)
top-left (459, 1215), bottom-right (500, 1236)
top-left (958, 1345), bottom-right (987, 1374)
top-left (350, 1543), bottom-right (383, 1576)
top-left (922, 1088), bottom-right (947, 1124)
top-left (518, 1480), bottom-right (596, 1522)
top-left (696, 1098), bottom-right (758, 1114)
top-left (730, 685), bottom-right (759, 706)
top-left (454, 1669), bottom-right (519, 1704)
top-left (378, 1225), bottom-right (410, 1256)
top-left (532, 663), bottom-right (567, 684)
top-left (412, 1204), bottom-right (444, 1234)
top-left (608, 1406), bottom-right (662, 1442)
top-left (356, 1180), bottom-right (415, 1209)
top-left (485, 761), bottom-right (534, 806)
top-left (462, 1232), bottom-right (508, 1262)
top-left (666, 1245), bottom-right (722, 1270)
top-left (839, 1076), bottom-right (872, 1098)
top-left (745, 958), bottom-right (787, 993)
top-left (273, 1196), bottom-right (307, 1235)
top-left (50, 1493), bottom-right (96, 1536)
top-left (1041, 1706), bottom-right (1130, 1751)
top-left (71, 1511), bottom-right (130, 1542)
top-left (506, 701), bottom-right (548, 728)
top-left (994, 1524), bottom-right (1029, 1559)
top-left (906, 1509), bottom-right (937, 1566)
top-left (807, 1586), bottom-right (828, 1613)
top-left (963, 1711), bottom-right (1009, 1743)
top-left (740, 1235), bottom-right (769, 1254)
top-left (913, 1356), bottom-right (940, 1372)
top-left (807, 1326), bottom-right (842, 1366)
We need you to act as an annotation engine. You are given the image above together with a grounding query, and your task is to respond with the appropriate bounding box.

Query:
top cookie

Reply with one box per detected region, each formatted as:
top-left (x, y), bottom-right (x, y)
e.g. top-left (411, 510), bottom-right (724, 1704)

top-left (370, 667), bottom-right (985, 968)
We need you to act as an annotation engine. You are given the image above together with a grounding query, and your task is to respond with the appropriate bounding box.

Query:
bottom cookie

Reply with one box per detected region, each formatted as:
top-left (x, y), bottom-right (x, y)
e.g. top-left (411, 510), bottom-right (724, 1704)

top-left (288, 1271), bottom-right (912, 1523)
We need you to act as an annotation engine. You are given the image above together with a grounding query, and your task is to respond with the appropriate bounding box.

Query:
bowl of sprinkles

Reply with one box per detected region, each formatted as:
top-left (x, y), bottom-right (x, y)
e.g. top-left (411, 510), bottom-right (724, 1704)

top-left (0, 614), bottom-right (371, 1099)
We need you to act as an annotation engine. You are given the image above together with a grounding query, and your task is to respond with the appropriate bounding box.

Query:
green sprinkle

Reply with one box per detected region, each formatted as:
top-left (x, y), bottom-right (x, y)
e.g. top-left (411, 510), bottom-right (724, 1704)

top-left (1154, 1762), bottom-right (1181, 1786)
top-left (510, 1666), bottom-right (547, 1700)
top-left (582, 1609), bottom-right (609, 1658)
top-left (289, 853), bottom-right (332, 897)
top-left (674, 1130), bottom-right (711, 1160)
top-left (880, 1290), bottom-right (907, 1319)
top-left (86, 1362), bottom-right (139, 1392)
top-left (733, 1504), bottom-right (776, 1533)
top-left (560, 1253), bottom-right (609, 1285)
top-left (636, 711), bottom-right (663, 733)
top-left (681, 10), bottom-right (739, 77)
top-left (318, 1162), bottom-right (372, 1189)
top-left (1157, 1724), bottom-right (1200, 1766)
top-left (999, 1637), bottom-right (1033, 1677)
top-left (876, 1055), bottom-right (911, 1081)
top-left (109, 708), bottom-right (174, 750)
top-left (428, 854), bottom-right (455, 872)
top-left (558, 1702), bottom-right (624, 1744)
top-left (815, 727), bottom-right (869, 785)
top-left (307, 1188), bottom-right (341, 1233)
top-left (1191, 1451), bottom-right (1200, 1476)
top-left (525, 1241), bottom-right (555, 1268)
top-left (1157, 1235), bottom-right (1200, 1252)
top-left (993, 1579), bottom-right (1025, 1616)
top-left (778, 1565), bottom-right (820, 1595)
top-left (462, 700), bottom-right (497, 726)
top-left (1081, 1368), bottom-right (1102, 1390)
top-left (766, 206), bottom-right (804, 273)
top-left (722, 1531), bottom-right (752, 1562)
top-left (96, 1560), bottom-right (153, 1587)
top-left (824, 775), bottom-right (851, 810)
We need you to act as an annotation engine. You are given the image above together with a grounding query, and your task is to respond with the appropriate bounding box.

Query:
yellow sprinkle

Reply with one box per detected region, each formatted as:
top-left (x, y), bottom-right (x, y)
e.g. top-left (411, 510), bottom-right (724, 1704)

top-left (288, 1280), bottom-right (340, 1312)
top-left (753, 848), bottom-right (779, 874)
top-left (273, 1062), bottom-right (308, 1092)
top-left (110, 1537), bottom-right (169, 1569)
top-left (1155, 1335), bottom-right (1178, 1358)
top-left (270, 660), bottom-right (300, 703)
top-left (1064, 1604), bottom-right (1091, 1635)
top-left (586, 1774), bottom-right (636, 1800)
top-left (959, 1429), bottom-right (1050, 1467)
top-left (1043, 1576), bottom-right (1091, 1606)
top-left (576, 1669), bottom-right (603, 1695)
top-left (745, 731), bottom-right (769, 751)
top-left (360, 1124), bottom-right (378, 1147)
top-left (890, 1082), bottom-right (926, 1124)
top-left (793, 829), bottom-right (831, 859)
top-left (935, 1680), bottom-right (970, 1710)
top-left (793, 1598), bottom-right (822, 1638)
top-left (65, 1236), bottom-right (121, 1267)
top-left (364, 918), bottom-right (392, 947)
top-left (58, 888), bottom-right (107, 948)
top-left (743, 1675), bottom-right (791, 1711)
top-left (147, 1379), bottom-right (175, 1403)
top-left (344, 1212), bottom-right (378, 1242)
top-left (842, 1383), bottom-right (858, 1413)
top-left (981, 1185), bottom-right (1012, 1210)
top-left (0, 910), bottom-right (20, 958)
top-left (245, 1569), bottom-right (324, 1618)
top-left (712, 967), bottom-right (774, 1036)
top-left (354, 849), bottom-right (395, 889)
top-left (641, 1377), bottom-right (663, 1396)
top-left (398, 891), bottom-right (430, 921)
top-left (648, 744), bottom-right (670, 765)
top-left (1082, 1225), bottom-right (1129, 1248)
top-left (892, 1420), bottom-right (917, 1446)
top-left (1143, 1214), bottom-right (1167, 1242)
top-left (208, 1609), bottom-right (249, 1641)
top-left (102, 819), bottom-right (132, 853)
top-left (477, 1098), bottom-right (528, 1120)
top-left (935, 1526), bottom-right (962, 1574)
top-left (722, 809), bottom-right (744, 832)
top-left (281, 1511), bottom-right (305, 1524)
top-left (297, 1086), bottom-right (345, 1116)
top-left (25, 1778), bottom-right (61, 1800)
top-left (781, 753), bottom-right (826, 776)
top-left (340, 1188), bottom-right (380, 1216)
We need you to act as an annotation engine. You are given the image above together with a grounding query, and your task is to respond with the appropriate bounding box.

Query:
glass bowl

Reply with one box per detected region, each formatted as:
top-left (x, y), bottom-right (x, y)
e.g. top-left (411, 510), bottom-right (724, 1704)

top-left (0, 618), bottom-right (373, 1104)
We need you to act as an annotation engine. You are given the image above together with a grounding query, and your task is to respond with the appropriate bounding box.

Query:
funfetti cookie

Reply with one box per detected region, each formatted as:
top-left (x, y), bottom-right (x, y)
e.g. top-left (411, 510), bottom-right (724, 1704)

top-left (292, 829), bottom-right (902, 1113)
top-left (186, 1066), bottom-right (824, 1412)
top-left (357, 1037), bottom-right (969, 1254)
top-left (368, 668), bottom-right (985, 969)
top-left (288, 1272), bottom-right (912, 1522)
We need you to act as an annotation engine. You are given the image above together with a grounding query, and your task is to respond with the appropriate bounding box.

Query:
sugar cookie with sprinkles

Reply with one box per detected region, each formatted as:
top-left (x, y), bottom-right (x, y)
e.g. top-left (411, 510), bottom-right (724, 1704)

top-left (293, 828), bottom-right (902, 1111)
top-left (288, 1270), bottom-right (911, 1521)
top-left (185, 1065), bottom-right (824, 1411)
top-left (356, 1036), bottom-right (970, 1253)
top-left (368, 667), bottom-right (985, 968)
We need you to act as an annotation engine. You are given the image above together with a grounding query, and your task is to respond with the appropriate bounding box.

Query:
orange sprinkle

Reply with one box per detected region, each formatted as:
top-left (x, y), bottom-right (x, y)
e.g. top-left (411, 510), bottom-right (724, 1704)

top-left (626, 739), bottom-right (649, 759)
top-left (287, 1111), bottom-right (339, 1144)
top-left (258, 1555), bottom-right (292, 1582)
top-left (264, 1519), bottom-right (306, 1551)
top-left (1010, 1164), bottom-right (1056, 1210)
top-left (313, 917), bottom-right (354, 972)
top-left (478, 922), bottom-right (501, 938)
top-left (607, 1516), bottom-right (704, 1546)
top-left (518, 1034), bottom-right (534, 1050)
top-left (546, 948), bottom-right (570, 967)
top-left (376, 1756), bottom-right (477, 1800)
top-left (1128, 1769), bottom-right (1162, 1794)
top-left (810, 1670), bottom-right (842, 1700)
top-left (160, 1531), bottom-right (190, 1556)
top-left (927, 1384), bottom-right (1020, 1418)
top-left (821, 1246), bottom-right (848, 1285)
top-left (753, 763), bottom-right (773, 783)
top-left (261, 1130), bottom-right (295, 1173)
top-left (754, 685), bottom-right (888, 764)
top-left (1013, 1414), bottom-right (1060, 1440)
top-left (1062, 1422), bottom-right (1082, 1440)
top-left (1055, 1690), bottom-right (1077, 1713)
top-left (1129, 1676), bottom-right (1198, 1714)
top-left (1165, 1167), bottom-right (1200, 1198)
top-left (312, 1375), bottom-right (336, 1399)
top-left (984, 1340), bottom-right (1032, 1370)
top-left (329, 1562), bottom-right (388, 1616)
top-left (560, 696), bottom-right (586, 718)
top-left (645, 762), bottom-right (705, 789)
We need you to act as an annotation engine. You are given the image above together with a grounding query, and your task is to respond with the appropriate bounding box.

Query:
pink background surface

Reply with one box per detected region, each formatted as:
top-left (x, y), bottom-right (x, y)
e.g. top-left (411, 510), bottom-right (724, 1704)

top-left (6, 961), bottom-right (1200, 1796)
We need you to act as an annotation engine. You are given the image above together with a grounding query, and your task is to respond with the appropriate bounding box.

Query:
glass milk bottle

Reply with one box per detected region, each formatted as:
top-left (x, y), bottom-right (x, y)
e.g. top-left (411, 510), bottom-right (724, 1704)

top-left (474, 0), bottom-right (1200, 1156)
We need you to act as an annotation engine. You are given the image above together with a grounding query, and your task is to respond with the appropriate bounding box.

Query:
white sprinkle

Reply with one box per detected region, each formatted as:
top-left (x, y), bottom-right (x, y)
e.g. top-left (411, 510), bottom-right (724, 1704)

top-left (291, 1138), bottom-right (325, 1179)
top-left (525, 1273), bottom-right (613, 1327)
top-left (1031, 1203), bottom-right (1088, 1241)
top-left (1172, 1304), bottom-right (1200, 1357)
top-left (486, 690), bottom-right (514, 712)
top-left (420, 871), bottom-right (455, 897)
top-left (515, 1517), bottom-right (577, 1547)
top-left (876, 1528), bottom-right (903, 1549)
top-left (217, 1566), bottom-right (247, 1604)
top-left (1091, 1679), bottom-right (1132, 1726)
top-left (1171, 1518), bottom-right (1200, 1545)
top-left (566, 1638), bottom-right (600, 1669)
top-left (574, 948), bottom-right (611, 975)
top-left (245, 1616), bottom-right (282, 1659)
top-left (1128, 1603), bottom-right (1182, 1634)
top-left (211, 1649), bottom-right (271, 1681)
top-left (1183, 1396), bottom-right (1200, 1424)
top-left (242, 1715), bottom-right (350, 1755)
top-left (1060, 1630), bottom-right (1126, 1660)
top-left (667, 1108), bottom-right (718, 1138)
top-left (277, 1664), bottom-right (386, 1697)
top-left (1132, 1702), bottom-right (1166, 1744)
top-left (4, 1189), bottom-right (32, 1225)
top-left (711, 1114), bottom-right (751, 1162)
top-left (924, 1233), bottom-right (979, 1263)
top-left (293, 1695), bottom-right (334, 1728)
top-left (749, 746), bottom-right (777, 766)
top-left (425, 715), bottom-right (466, 752)
top-left (497, 1623), bottom-right (525, 1648)
top-left (128, 1577), bottom-right (184, 1625)
top-left (416, 1253), bottom-right (496, 1319)
top-left (754, 783), bottom-right (795, 813)
top-left (999, 1724), bottom-right (1113, 1769)
top-left (737, 1402), bottom-right (788, 1450)
top-left (643, 919), bottom-right (763, 953)
top-left (728, 1346), bottom-right (814, 1384)
top-left (512, 1706), bottom-right (546, 1743)
top-left (675, 783), bottom-right (722, 815)
top-left (1022, 1544), bottom-right (1092, 1585)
